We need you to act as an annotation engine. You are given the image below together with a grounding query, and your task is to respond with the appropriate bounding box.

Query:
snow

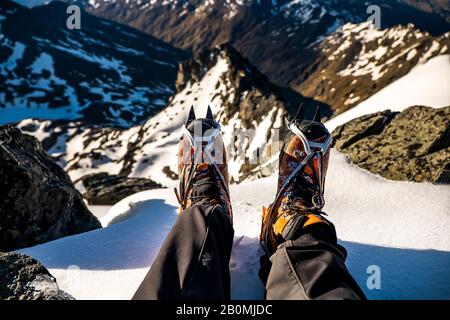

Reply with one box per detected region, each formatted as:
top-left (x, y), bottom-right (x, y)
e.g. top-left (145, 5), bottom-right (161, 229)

top-left (66, 125), bottom-right (142, 182)
top-left (27, 274), bottom-right (61, 297)
top-left (0, 28), bottom-right (178, 127)
top-left (171, 55), bottom-right (229, 116)
top-left (119, 51), bottom-right (283, 185)
top-left (16, 119), bottom-right (53, 141)
top-left (326, 54), bottom-right (450, 132)
top-left (245, 107), bottom-right (282, 165)
top-left (344, 95), bottom-right (360, 105)
top-left (114, 44), bottom-right (144, 56)
top-left (50, 42), bottom-right (132, 85)
top-left (0, 46), bottom-right (87, 125)
top-left (419, 40), bottom-right (441, 64)
top-left (275, 0), bottom-right (318, 23)
top-left (29, 52), bottom-right (54, 74)
top-left (88, 205), bottom-right (112, 219)
top-left (406, 49), bottom-right (417, 61)
top-left (330, 22), bottom-right (440, 82)
top-left (19, 150), bottom-right (450, 300)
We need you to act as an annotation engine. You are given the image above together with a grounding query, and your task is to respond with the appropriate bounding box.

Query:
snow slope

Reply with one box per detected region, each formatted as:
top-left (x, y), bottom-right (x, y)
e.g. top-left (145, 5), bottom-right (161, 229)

top-left (19, 150), bottom-right (450, 300)
top-left (326, 54), bottom-right (450, 132)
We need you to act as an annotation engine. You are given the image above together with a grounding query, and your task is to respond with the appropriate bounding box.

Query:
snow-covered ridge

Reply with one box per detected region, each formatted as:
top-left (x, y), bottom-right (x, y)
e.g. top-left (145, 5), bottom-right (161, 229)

top-left (61, 0), bottom-right (450, 98)
top-left (326, 54), bottom-right (450, 131)
top-left (298, 21), bottom-right (449, 114)
top-left (17, 51), bottom-right (450, 189)
top-left (18, 45), bottom-right (291, 186)
top-left (328, 22), bottom-right (448, 81)
top-left (1, 0), bottom-right (187, 126)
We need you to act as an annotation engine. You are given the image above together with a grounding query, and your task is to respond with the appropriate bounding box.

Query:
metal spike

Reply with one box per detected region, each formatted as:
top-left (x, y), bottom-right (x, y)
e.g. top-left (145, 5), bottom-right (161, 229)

top-left (291, 103), bottom-right (304, 124)
top-left (206, 105), bottom-right (214, 120)
top-left (313, 106), bottom-right (321, 123)
top-left (186, 105), bottom-right (196, 125)
top-left (284, 116), bottom-right (290, 128)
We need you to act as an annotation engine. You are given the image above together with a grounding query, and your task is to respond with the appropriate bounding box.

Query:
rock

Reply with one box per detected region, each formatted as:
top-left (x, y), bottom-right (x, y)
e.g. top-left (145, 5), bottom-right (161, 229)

top-left (332, 106), bottom-right (450, 183)
top-left (0, 126), bottom-right (101, 252)
top-left (0, 252), bottom-right (74, 300)
top-left (81, 172), bottom-right (163, 205)
top-left (162, 166), bottom-right (179, 180)
top-left (332, 110), bottom-right (399, 150)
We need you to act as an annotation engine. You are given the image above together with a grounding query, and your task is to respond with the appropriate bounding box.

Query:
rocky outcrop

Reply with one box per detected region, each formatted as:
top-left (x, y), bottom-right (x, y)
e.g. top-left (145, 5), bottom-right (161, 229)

top-left (332, 106), bottom-right (450, 183)
top-left (0, 126), bottom-right (101, 252)
top-left (81, 172), bottom-right (163, 205)
top-left (0, 252), bottom-right (73, 300)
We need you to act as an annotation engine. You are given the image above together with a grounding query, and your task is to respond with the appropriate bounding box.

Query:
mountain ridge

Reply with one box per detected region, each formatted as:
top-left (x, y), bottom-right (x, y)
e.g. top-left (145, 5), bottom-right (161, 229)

top-left (17, 43), bottom-right (320, 185)
top-left (0, 0), bottom-right (189, 127)
top-left (63, 0), bottom-right (450, 91)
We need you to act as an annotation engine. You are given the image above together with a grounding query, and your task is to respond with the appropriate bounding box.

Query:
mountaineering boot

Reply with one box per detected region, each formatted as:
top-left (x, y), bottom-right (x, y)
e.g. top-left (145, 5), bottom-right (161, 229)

top-left (260, 105), bottom-right (335, 255)
top-left (175, 105), bottom-right (232, 221)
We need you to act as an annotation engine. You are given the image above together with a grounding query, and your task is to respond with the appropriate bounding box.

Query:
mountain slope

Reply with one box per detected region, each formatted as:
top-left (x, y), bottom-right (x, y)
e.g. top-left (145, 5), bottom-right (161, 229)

top-left (325, 54), bottom-right (450, 131)
top-left (6, 1), bottom-right (448, 120)
top-left (18, 44), bottom-right (326, 186)
top-left (63, 0), bottom-right (450, 90)
top-left (297, 22), bottom-right (450, 114)
top-left (15, 50), bottom-right (450, 299)
top-left (16, 54), bottom-right (450, 188)
top-left (0, 0), bottom-right (188, 126)
top-left (241, 54), bottom-right (450, 181)
top-left (403, 0), bottom-right (450, 22)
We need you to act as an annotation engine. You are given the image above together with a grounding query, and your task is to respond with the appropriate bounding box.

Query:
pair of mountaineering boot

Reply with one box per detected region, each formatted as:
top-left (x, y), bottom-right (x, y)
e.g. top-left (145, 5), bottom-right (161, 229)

top-left (175, 105), bottom-right (333, 256)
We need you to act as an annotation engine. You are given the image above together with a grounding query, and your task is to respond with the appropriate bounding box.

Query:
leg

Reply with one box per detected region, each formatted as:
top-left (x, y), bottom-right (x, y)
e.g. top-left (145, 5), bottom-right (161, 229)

top-left (260, 111), bottom-right (366, 300)
top-left (260, 222), bottom-right (366, 300)
top-left (133, 203), bottom-right (234, 300)
top-left (133, 110), bottom-right (234, 300)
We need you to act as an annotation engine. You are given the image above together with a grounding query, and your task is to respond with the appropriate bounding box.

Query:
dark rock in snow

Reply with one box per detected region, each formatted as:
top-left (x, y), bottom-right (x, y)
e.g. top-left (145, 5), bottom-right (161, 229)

top-left (0, 252), bottom-right (74, 300)
top-left (332, 106), bottom-right (450, 183)
top-left (162, 166), bottom-right (179, 180)
top-left (0, 126), bottom-right (101, 252)
top-left (81, 172), bottom-right (163, 205)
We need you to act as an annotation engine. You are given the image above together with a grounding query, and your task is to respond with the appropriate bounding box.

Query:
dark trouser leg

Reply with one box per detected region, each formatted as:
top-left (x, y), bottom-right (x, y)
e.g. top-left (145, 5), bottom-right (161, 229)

top-left (260, 224), bottom-right (366, 300)
top-left (133, 203), bottom-right (234, 300)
